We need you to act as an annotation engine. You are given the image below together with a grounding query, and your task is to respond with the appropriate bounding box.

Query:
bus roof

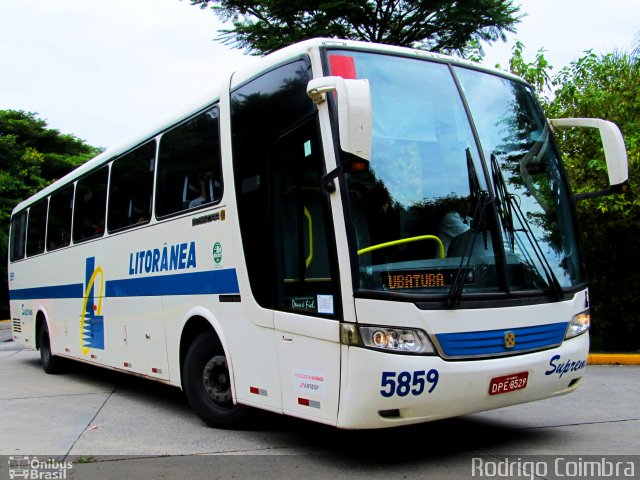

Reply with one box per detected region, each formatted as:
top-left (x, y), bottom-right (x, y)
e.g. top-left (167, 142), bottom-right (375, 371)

top-left (229, 37), bottom-right (523, 87)
top-left (12, 37), bottom-right (524, 215)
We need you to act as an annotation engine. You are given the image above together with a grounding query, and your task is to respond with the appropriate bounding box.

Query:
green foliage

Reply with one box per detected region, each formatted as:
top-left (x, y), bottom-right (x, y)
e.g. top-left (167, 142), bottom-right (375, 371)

top-left (505, 45), bottom-right (640, 352)
top-left (0, 110), bottom-right (101, 317)
top-left (186, 0), bottom-right (522, 56)
top-left (502, 41), bottom-right (553, 101)
top-left (549, 51), bottom-right (640, 352)
top-left (0, 110), bottom-right (101, 224)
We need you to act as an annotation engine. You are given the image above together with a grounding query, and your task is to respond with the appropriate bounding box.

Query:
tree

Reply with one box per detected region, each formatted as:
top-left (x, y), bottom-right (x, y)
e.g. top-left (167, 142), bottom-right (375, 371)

top-left (186, 0), bottom-right (522, 56)
top-left (0, 110), bottom-right (101, 317)
top-left (501, 40), bottom-right (553, 101)
top-left (506, 45), bottom-right (640, 352)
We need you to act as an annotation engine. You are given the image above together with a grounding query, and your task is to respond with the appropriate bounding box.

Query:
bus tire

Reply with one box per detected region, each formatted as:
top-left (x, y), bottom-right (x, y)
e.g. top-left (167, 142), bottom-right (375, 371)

top-left (183, 331), bottom-right (249, 428)
top-left (38, 322), bottom-right (62, 374)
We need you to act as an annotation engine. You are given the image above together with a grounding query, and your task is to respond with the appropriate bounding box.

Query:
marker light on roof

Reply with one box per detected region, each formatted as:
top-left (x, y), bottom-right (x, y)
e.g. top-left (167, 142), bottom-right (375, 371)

top-left (329, 54), bottom-right (357, 79)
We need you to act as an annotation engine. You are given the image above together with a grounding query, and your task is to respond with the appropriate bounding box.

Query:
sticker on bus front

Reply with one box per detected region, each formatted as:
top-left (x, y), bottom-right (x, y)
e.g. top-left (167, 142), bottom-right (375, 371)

top-left (293, 369), bottom-right (327, 397)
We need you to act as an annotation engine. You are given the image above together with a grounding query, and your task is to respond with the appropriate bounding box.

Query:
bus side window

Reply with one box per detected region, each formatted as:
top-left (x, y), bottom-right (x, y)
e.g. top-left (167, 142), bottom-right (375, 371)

top-left (47, 184), bottom-right (74, 251)
top-left (156, 106), bottom-right (223, 218)
top-left (73, 166), bottom-right (108, 243)
top-left (9, 211), bottom-right (27, 262)
top-left (26, 199), bottom-right (48, 257)
top-left (108, 141), bottom-right (156, 232)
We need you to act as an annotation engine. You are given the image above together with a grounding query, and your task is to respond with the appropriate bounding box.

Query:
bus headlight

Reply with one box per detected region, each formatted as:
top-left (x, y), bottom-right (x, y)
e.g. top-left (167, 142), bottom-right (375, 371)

top-left (358, 326), bottom-right (435, 354)
top-left (566, 310), bottom-right (590, 339)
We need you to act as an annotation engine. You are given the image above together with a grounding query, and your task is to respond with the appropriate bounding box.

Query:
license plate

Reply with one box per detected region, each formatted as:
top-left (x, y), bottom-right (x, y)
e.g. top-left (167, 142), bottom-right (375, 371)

top-left (489, 371), bottom-right (529, 396)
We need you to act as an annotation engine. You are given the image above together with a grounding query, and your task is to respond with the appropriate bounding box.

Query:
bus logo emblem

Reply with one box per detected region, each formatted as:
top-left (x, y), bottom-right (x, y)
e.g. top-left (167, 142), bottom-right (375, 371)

top-left (80, 257), bottom-right (105, 355)
top-left (213, 242), bottom-right (222, 265)
top-left (504, 331), bottom-right (516, 349)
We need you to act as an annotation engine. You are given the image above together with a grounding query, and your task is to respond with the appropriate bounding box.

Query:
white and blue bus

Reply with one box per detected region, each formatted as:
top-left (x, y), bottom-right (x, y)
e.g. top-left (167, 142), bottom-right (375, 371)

top-left (8, 38), bottom-right (629, 429)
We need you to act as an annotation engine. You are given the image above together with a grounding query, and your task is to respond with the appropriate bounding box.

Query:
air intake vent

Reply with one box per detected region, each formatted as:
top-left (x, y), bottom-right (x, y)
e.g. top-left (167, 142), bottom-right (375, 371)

top-left (12, 318), bottom-right (22, 333)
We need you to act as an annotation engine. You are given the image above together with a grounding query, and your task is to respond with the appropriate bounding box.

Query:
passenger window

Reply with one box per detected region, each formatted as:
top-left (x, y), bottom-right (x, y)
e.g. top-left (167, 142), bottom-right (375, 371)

top-left (9, 211), bottom-right (27, 262)
top-left (73, 167), bottom-right (108, 243)
top-left (26, 200), bottom-right (48, 257)
top-left (108, 141), bottom-right (156, 232)
top-left (156, 106), bottom-right (223, 218)
top-left (47, 184), bottom-right (74, 251)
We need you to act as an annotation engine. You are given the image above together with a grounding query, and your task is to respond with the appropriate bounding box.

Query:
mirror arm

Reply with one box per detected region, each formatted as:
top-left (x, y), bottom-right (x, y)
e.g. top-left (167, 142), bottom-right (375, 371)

top-left (574, 181), bottom-right (630, 201)
top-left (321, 165), bottom-right (343, 193)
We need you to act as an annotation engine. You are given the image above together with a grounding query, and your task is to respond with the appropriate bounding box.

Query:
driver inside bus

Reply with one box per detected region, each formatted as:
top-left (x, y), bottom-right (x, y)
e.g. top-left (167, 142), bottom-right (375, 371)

top-left (438, 196), bottom-right (473, 255)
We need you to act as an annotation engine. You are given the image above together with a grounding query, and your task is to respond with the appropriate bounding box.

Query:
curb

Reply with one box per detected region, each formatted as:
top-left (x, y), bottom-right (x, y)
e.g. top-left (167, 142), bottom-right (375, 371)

top-left (588, 354), bottom-right (640, 365)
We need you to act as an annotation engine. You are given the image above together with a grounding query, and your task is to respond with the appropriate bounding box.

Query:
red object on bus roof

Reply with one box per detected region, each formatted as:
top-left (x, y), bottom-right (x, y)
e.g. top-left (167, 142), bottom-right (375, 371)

top-left (329, 55), bottom-right (357, 79)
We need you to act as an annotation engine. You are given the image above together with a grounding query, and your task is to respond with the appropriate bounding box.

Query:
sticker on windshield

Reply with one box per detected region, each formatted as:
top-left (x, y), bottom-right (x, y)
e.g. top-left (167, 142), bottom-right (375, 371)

top-left (317, 294), bottom-right (334, 314)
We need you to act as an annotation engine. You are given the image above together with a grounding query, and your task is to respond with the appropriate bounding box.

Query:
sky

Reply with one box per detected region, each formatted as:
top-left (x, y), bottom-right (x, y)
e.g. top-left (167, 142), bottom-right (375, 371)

top-left (1, 0), bottom-right (638, 151)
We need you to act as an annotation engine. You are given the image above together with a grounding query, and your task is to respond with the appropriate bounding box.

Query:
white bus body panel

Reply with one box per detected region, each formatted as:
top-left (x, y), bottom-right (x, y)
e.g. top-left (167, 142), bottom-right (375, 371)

top-left (8, 201), bottom-right (286, 413)
top-left (274, 311), bottom-right (341, 425)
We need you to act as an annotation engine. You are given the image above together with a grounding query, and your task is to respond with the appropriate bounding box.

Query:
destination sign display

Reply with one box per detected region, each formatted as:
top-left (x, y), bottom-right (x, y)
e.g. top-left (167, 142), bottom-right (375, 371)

top-left (386, 268), bottom-right (475, 290)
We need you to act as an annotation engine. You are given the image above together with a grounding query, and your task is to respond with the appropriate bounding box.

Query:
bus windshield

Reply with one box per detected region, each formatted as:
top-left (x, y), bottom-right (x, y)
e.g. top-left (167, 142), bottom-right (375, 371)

top-left (327, 50), bottom-right (584, 298)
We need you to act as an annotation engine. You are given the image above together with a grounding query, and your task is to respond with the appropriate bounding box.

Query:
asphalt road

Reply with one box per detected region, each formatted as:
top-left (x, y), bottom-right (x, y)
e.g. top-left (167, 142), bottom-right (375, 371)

top-left (0, 322), bottom-right (638, 479)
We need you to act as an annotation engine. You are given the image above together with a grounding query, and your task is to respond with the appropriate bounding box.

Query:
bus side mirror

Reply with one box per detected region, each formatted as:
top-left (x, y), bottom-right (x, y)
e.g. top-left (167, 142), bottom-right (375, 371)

top-left (550, 118), bottom-right (630, 200)
top-left (307, 76), bottom-right (372, 162)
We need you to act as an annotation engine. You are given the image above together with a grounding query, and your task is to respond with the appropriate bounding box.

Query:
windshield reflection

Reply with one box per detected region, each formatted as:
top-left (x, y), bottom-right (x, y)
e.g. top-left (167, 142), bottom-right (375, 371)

top-left (455, 67), bottom-right (584, 289)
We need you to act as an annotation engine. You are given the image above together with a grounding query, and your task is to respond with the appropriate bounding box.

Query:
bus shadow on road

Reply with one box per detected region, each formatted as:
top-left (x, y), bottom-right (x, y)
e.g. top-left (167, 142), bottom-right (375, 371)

top-left (256, 411), bottom-right (550, 462)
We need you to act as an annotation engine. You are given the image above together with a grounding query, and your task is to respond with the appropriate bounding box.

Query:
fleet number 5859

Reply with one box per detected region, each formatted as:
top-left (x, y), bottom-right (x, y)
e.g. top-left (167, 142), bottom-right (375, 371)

top-left (380, 369), bottom-right (439, 397)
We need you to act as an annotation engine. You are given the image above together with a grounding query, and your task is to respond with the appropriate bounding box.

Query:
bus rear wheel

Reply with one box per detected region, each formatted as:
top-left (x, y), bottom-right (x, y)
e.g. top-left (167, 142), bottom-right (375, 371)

top-left (38, 322), bottom-right (62, 374)
top-left (183, 331), bottom-right (249, 428)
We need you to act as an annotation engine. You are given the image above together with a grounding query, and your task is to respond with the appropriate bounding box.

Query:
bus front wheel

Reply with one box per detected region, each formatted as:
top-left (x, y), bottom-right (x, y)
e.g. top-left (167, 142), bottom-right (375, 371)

top-left (38, 322), bottom-right (62, 374)
top-left (183, 331), bottom-right (249, 428)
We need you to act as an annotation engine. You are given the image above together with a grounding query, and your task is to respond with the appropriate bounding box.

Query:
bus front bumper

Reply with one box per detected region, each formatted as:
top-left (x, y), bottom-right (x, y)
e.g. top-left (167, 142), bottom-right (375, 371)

top-left (337, 333), bottom-right (589, 429)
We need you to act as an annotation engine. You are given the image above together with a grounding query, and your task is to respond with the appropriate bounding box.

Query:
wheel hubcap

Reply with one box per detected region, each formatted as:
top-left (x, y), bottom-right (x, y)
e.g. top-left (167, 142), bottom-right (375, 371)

top-left (202, 355), bottom-right (232, 406)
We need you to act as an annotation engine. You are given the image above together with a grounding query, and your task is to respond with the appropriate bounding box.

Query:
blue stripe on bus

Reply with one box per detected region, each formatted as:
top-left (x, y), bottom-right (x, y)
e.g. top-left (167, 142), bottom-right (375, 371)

top-left (9, 283), bottom-right (84, 300)
top-left (9, 269), bottom-right (239, 300)
top-left (105, 269), bottom-right (239, 297)
top-left (436, 322), bottom-right (569, 357)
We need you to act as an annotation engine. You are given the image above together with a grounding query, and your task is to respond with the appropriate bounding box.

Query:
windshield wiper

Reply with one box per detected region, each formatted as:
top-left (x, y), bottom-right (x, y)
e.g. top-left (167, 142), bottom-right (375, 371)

top-left (446, 190), bottom-right (490, 308)
top-left (490, 153), bottom-right (563, 300)
top-left (446, 150), bottom-right (490, 308)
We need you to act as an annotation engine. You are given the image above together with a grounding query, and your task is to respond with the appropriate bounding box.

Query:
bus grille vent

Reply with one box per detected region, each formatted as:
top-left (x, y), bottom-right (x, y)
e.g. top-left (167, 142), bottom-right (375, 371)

top-left (435, 322), bottom-right (569, 359)
top-left (12, 319), bottom-right (22, 333)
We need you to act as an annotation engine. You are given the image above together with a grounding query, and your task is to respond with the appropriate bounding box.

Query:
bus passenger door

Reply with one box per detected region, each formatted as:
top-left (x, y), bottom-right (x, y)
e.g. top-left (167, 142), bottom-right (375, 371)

top-left (272, 119), bottom-right (342, 424)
